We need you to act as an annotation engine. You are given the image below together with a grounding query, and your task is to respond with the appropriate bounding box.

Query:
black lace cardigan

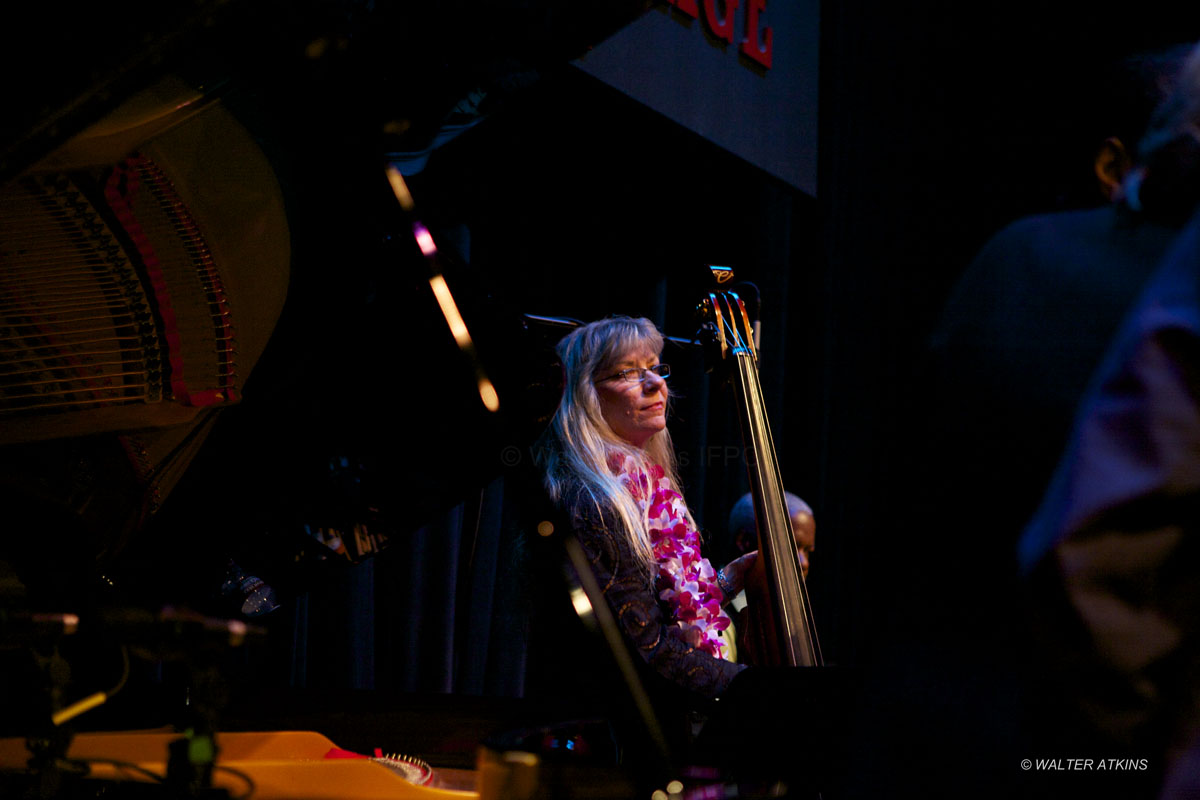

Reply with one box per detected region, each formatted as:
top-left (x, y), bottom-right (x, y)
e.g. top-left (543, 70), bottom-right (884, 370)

top-left (563, 483), bottom-right (746, 701)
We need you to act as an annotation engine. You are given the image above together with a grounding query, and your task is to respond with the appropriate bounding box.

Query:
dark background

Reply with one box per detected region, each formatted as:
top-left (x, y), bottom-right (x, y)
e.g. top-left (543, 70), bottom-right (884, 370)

top-left (4, 0), bottom-right (1200, 796)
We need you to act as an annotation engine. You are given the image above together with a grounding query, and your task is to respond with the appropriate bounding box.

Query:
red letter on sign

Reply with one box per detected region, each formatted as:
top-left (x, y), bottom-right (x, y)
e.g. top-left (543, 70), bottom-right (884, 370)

top-left (670, 0), bottom-right (700, 19)
top-left (741, 0), bottom-right (772, 68)
top-left (703, 0), bottom-right (739, 43)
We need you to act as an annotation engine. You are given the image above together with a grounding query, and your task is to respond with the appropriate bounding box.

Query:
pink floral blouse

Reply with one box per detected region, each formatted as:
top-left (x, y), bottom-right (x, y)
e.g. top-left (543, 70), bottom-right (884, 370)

top-left (610, 453), bottom-right (735, 662)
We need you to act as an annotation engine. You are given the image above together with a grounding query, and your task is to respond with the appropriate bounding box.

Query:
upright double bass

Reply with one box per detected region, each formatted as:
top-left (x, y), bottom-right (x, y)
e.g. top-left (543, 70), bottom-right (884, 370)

top-left (697, 266), bottom-right (822, 667)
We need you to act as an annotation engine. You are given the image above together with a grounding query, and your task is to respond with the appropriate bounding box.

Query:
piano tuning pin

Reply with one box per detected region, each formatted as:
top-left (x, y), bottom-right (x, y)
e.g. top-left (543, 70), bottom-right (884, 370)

top-left (369, 752), bottom-right (433, 786)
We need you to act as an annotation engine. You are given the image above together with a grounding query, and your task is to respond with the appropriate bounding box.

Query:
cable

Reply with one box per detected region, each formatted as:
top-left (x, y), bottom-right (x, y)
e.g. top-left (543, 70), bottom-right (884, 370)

top-left (50, 645), bottom-right (130, 727)
top-left (107, 644), bottom-right (131, 697)
top-left (215, 764), bottom-right (257, 800)
top-left (68, 758), bottom-right (256, 798)
top-left (72, 757), bottom-right (166, 784)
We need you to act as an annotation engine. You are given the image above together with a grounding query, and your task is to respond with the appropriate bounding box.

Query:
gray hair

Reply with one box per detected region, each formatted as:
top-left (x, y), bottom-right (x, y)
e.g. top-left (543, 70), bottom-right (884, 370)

top-left (1128, 42), bottom-right (1200, 218)
top-left (729, 491), bottom-right (812, 538)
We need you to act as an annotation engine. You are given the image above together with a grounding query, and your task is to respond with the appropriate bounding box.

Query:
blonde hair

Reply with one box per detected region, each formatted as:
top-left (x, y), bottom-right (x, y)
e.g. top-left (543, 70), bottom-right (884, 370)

top-left (538, 316), bottom-right (693, 573)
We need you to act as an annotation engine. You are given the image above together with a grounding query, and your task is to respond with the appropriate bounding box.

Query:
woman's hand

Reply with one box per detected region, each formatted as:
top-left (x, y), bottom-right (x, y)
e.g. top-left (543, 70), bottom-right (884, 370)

top-left (718, 551), bottom-right (758, 597)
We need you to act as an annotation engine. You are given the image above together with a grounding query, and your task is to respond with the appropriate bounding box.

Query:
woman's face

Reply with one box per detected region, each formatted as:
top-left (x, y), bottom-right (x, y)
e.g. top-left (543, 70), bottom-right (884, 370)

top-left (594, 344), bottom-right (669, 448)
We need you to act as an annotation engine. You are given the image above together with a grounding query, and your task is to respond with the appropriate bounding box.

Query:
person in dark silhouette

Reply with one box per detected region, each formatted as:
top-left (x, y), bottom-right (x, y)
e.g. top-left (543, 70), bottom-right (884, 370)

top-left (1020, 40), bottom-right (1200, 800)
top-left (919, 43), bottom-right (1192, 589)
top-left (854, 40), bottom-right (1195, 800)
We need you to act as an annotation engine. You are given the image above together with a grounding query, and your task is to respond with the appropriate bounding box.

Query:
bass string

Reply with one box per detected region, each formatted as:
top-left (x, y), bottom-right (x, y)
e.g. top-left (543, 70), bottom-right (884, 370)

top-left (714, 287), bottom-right (823, 666)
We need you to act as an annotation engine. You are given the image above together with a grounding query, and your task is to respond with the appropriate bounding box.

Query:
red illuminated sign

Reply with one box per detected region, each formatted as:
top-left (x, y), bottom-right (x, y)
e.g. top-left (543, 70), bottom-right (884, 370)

top-left (665, 0), bottom-right (773, 69)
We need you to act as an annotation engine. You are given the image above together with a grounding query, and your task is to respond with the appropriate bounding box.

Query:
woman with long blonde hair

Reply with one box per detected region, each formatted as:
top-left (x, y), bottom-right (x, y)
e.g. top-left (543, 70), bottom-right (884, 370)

top-left (538, 315), bottom-right (757, 701)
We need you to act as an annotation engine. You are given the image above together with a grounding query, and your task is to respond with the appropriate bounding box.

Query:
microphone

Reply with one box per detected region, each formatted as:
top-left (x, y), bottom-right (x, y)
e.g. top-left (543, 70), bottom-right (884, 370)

top-left (94, 605), bottom-right (266, 649)
top-left (0, 610), bottom-right (80, 643)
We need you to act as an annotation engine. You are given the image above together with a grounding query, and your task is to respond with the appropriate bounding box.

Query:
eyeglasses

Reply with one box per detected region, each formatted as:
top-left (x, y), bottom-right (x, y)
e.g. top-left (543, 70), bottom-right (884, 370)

top-left (596, 364), bottom-right (671, 384)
